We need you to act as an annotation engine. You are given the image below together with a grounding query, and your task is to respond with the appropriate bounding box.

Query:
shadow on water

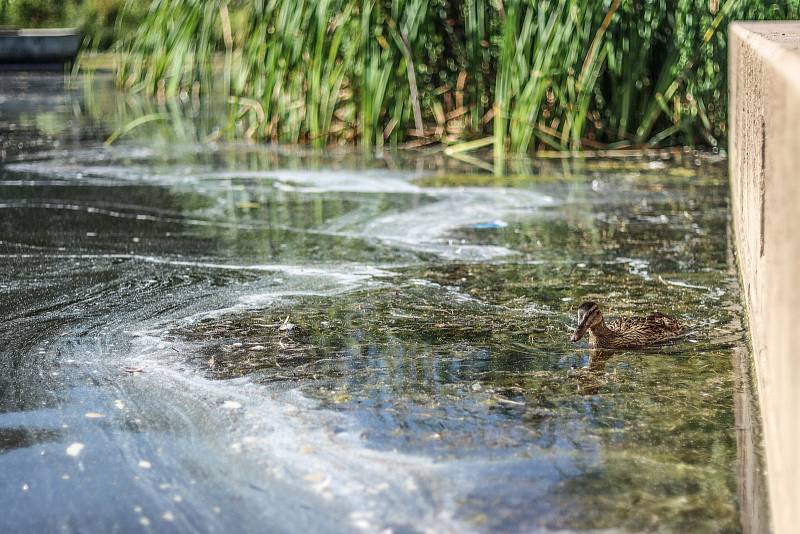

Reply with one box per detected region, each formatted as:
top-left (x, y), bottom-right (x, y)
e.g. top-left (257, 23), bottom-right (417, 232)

top-left (0, 72), bottom-right (768, 533)
top-left (0, 427), bottom-right (64, 454)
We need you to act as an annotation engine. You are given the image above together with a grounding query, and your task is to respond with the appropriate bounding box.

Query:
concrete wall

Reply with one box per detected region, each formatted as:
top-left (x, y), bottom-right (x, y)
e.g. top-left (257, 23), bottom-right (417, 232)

top-left (729, 22), bottom-right (800, 534)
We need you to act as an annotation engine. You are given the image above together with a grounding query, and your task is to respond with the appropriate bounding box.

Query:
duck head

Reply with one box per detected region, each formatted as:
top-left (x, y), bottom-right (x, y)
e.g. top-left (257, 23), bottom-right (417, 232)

top-left (570, 301), bottom-right (603, 342)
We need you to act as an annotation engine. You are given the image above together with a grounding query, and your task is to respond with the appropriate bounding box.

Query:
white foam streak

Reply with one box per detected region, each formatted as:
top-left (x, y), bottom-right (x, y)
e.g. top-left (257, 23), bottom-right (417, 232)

top-left (127, 336), bottom-right (469, 533)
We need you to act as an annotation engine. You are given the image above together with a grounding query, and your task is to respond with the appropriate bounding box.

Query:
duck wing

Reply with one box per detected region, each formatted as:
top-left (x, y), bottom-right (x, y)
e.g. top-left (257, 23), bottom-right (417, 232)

top-left (608, 312), bottom-right (686, 345)
top-left (644, 312), bottom-right (685, 333)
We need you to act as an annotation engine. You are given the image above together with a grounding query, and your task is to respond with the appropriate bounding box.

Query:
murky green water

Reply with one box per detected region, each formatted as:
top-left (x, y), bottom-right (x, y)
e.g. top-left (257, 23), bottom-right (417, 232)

top-left (0, 73), bottom-right (758, 533)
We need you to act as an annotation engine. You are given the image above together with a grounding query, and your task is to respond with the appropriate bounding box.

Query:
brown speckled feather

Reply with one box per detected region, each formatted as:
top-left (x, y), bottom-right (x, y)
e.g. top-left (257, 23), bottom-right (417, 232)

top-left (590, 312), bottom-right (686, 349)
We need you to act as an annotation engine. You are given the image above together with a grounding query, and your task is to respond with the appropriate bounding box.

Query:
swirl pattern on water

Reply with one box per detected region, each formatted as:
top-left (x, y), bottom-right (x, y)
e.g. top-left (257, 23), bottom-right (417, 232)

top-left (0, 74), bottom-right (758, 533)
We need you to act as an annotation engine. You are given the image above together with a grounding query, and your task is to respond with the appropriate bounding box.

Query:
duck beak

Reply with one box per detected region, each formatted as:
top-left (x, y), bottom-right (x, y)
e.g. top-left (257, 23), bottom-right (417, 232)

top-left (570, 319), bottom-right (589, 342)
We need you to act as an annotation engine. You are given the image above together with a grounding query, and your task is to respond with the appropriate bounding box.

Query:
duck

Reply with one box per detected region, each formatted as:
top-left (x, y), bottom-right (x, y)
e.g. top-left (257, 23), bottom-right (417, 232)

top-left (569, 301), bottom-right (686, 349)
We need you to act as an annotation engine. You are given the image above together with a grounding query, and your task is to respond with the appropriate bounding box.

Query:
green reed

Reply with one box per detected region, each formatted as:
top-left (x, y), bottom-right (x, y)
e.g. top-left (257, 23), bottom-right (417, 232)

top-left (113, 0), bottom-right (800, 157)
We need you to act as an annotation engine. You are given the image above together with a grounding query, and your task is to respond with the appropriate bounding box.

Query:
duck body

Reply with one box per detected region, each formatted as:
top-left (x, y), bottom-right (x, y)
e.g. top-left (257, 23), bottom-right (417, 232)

top-left (570, 302), bottom-right (685, 349)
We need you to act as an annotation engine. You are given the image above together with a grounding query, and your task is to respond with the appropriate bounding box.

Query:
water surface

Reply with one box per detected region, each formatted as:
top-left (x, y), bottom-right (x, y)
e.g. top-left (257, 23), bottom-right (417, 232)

top-left (0, 73), bottom-right (751, 533)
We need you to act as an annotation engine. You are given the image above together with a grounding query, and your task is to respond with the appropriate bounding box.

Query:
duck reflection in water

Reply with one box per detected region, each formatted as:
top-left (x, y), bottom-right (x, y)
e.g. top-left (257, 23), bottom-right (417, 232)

top-left (569, 349), bottom-right (615, 395)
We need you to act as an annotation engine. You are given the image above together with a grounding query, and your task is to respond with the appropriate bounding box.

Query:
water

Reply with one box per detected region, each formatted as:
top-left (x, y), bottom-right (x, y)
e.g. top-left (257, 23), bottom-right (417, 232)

top-left (0, 73), bottom-right (762, 532)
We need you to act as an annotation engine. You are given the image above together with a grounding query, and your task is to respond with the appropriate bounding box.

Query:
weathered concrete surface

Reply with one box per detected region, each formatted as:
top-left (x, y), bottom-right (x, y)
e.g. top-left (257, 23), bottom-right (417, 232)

top-left (729, 22), bottom-right (800, 534)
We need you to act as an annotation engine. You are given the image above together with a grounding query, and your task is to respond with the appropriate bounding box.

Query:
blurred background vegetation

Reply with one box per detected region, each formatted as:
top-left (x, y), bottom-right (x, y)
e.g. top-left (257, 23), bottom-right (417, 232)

top-left (0, 0), bottom-right (146, 49)
top-left (2, 0), bottom-right (799, 155)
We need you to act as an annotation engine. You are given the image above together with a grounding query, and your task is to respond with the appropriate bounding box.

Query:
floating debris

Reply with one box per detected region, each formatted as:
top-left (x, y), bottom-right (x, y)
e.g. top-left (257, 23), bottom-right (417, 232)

top-left (221, 400), bottom-right (242, 410)
top-left (278, 315), bottom-right (295, 332)
top-left (65, 443), bottom-right (85, 457)
top-left (658, 275), bottom-right (712, 291)
top-left (472, 220), bottom-right (508, 230)
top-left (494, 396), bottom-right (525, 406)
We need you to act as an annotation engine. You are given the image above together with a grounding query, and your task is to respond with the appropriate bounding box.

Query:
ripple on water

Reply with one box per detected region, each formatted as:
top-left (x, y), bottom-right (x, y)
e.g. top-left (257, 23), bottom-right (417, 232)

top-left (0, 120), bottom-right (750, 533)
